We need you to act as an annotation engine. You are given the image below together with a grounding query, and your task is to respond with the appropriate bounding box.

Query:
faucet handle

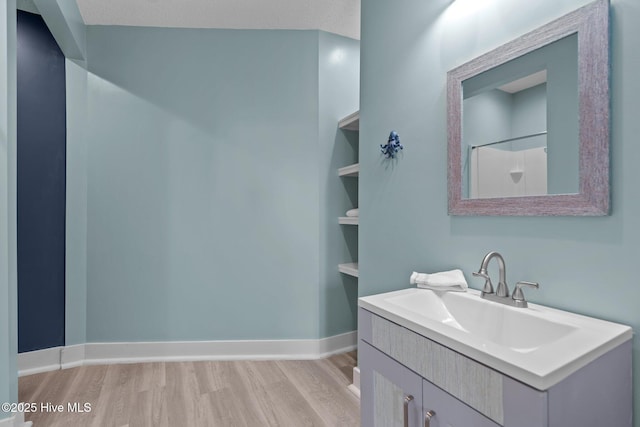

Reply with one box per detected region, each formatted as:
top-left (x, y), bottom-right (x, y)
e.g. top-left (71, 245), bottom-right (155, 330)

top-left (473, 271), bottom-right (494, 294)
top-left (512, 281), bottom-right (539, 307)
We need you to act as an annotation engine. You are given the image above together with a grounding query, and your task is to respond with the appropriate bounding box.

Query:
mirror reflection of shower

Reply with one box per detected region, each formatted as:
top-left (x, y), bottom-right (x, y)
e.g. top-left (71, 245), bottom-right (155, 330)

top-left (469, 134), bottom-right (547, 199)
top-left (463, 69), bottom-right (548, 199)
top-left (460, 33), bottom-right (580, 200)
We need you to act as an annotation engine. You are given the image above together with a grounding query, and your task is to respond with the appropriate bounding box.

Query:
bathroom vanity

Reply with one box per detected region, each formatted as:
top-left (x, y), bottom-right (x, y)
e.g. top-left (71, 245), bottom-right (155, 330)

top-left (358, 288), bottom-right (632, 427)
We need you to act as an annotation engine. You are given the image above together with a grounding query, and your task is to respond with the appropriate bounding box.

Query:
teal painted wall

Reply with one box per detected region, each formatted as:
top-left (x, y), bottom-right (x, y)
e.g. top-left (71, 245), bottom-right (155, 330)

top-left (0, 0), bottom-right (17, 417)
top-left (462, 89), bottom-right (511, 198)
top-left (463, 89), bottom-right (512, 149)
top-left (360, 0), bottom-right (640, 423)
top-left (464, 83), bottom-right (547, 152)
top-left (545, 34), bottom-right (579, 195)
top-left (81, 26), bottom-right (358, 342)
top-left (512, 84), bottom-right (547, 139)
top-left (510, 84), bottom-right (548, 152)
top-left (318, 31), bottom-right (360, 338)
top-left (65, 58), bottom-right (88, 346)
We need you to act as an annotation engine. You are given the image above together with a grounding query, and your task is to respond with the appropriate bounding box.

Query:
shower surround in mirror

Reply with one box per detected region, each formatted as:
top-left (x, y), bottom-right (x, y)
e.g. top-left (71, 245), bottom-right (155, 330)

top-left (461, 34), bottom-right (578, 200)
top-left (470, 145), bottom-right (547, 198)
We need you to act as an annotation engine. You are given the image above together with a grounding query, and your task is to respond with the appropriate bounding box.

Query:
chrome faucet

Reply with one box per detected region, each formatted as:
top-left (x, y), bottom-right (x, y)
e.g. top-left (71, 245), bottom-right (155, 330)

top-left (473, 251), bottom-right (539, 308)
top-left (473, 251), bottom-right (509, 297)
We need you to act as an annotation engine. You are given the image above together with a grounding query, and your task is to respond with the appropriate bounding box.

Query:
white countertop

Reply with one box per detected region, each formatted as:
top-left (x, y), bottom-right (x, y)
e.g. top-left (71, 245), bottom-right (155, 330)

top-left (359, 287), bottom-right (632, 390)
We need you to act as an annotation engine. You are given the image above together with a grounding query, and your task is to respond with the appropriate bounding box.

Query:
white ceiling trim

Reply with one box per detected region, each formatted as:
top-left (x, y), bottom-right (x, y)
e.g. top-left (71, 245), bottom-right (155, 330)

top-left (75, 0), bottom-right (360, 40)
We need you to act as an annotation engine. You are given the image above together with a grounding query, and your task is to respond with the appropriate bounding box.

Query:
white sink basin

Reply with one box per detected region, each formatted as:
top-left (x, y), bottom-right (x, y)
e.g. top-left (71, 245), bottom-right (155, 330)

top-left (359, 288), bottom-right (632, 390)
top-left (386, 290), bottom-right (577, 352)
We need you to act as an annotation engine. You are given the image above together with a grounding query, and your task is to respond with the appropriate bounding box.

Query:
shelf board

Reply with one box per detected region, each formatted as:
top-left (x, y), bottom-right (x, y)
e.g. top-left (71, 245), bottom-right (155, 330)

top-left (338, 163), bottom-right (359, 177)
top-left (339, 111), bottom-right (360, 131)
top-left (339, 216), bottom-right (359, 225)
top-left (338, 262), bottom-right (359, 278)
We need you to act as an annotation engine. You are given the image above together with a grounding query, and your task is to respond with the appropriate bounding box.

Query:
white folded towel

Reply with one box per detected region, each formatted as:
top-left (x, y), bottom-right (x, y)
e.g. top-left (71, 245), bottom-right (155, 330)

top-left (409, 269), bottom-right (468, 292)
top-left (346, 208), bottom-right (359, 217)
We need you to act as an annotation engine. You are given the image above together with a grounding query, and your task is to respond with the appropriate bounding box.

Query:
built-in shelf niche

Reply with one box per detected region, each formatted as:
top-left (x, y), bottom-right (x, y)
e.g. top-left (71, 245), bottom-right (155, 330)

top-left (338, 262), bottom-right (359, 278)
top-left (338, 111), bottom-right (359, 280)
top-left (338, 110), bottom-right (360, 397)
top-left (338, 111), bottom-right (359, 131)
top-left (339, 216), bottom-right (358, 225)
top-left (338, 163), bottom-right (359, 177)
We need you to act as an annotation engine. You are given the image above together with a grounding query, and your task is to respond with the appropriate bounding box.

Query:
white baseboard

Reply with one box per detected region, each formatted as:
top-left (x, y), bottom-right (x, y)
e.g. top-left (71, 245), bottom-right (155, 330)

top-left (352, 366), bottom-right (360, 389)
top-left (348, 366), bottom-right (361, 398)
top-left (60, 344), bottom-right (85, 369)
top-left (18, 347), bottom-right (61, 377)
top-left (18, 331), bottom-right (357, 376)
top-left (347, 384), bottom-right (361, 398)
top-left (317, 330), bottom-right (358, 358)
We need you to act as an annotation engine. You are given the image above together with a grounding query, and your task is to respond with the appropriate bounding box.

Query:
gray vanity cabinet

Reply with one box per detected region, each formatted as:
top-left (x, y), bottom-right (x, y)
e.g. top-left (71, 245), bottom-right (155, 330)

top-left (422, 378), bottom-right (500, 427)
top-left (360, 341), bottom-right (423, 427)
top-left (359, 307), bottom-right (632, 427)
top-left (360, 340), bottom-right (500, 427)
top-left (358, 343), bottom-right (499, 427)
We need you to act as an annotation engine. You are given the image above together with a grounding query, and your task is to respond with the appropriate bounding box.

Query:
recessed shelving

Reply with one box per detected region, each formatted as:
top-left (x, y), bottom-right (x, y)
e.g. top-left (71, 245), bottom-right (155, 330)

top-left (337, 110), bottom-right (360, 395)
top-left (338, 163), bottom-right (359, 177)
top-left (338, 262), bottom-right (359, 278)
top-left (338, 111), bottom-right (360, 131)
top-left (337, 111), bottom-right (359, 280)
top-left (339, 216), bottom-right (358, 225)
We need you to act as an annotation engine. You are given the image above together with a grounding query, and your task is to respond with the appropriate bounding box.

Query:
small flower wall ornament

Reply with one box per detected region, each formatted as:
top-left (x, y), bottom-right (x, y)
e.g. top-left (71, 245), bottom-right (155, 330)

top-left (380, 131), bottom-right (403, 158)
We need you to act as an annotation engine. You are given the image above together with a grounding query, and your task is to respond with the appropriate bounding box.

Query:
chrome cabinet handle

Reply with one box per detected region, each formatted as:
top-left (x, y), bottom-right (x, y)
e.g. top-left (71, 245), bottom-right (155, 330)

top-left (424, 410), bottom-right (436, 427)
top-left (403, 395), bottom-right (414, 427)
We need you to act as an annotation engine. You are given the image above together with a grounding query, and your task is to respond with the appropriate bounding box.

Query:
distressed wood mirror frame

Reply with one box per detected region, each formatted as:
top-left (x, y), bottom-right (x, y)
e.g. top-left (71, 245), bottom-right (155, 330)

top-left (447, 0), bottom-right (609, 216)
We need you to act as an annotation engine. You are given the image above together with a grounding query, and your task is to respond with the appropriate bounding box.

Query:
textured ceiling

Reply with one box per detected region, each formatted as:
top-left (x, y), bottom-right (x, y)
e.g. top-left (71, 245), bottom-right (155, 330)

top-left (75, 0), bottom-right (360, 40)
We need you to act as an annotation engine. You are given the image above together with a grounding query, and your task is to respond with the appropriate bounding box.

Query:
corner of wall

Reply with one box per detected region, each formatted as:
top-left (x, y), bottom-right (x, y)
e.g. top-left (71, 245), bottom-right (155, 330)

top-left (1, 0), bottom-right (18, 414)
top-left (33, 0), bottom-right (85, 60)
top-left (317, 31), bottom-right (360, 338)
top-left (65, 58), bottom-right (88, 346)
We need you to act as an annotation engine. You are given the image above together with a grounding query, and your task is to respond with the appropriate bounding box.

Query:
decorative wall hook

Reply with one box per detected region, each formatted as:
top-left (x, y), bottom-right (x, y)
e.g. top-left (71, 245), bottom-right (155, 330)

top-left (380, 131), bottom-right (403, 158)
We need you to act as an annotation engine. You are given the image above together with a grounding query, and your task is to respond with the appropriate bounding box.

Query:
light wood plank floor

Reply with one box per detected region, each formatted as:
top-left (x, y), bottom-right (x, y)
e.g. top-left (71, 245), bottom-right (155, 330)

top-left (19, 351), bottom-right (359, 427)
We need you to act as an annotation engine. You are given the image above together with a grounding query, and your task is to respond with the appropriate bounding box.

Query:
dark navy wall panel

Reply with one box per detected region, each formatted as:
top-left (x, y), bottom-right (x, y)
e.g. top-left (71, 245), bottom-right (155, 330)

top-left (17, 11), bottom-right (66, 353)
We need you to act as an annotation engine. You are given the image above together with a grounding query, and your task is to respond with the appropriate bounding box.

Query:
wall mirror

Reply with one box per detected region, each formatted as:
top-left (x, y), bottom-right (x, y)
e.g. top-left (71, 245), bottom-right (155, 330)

top-left (447, 0), bottom-right (609, 216)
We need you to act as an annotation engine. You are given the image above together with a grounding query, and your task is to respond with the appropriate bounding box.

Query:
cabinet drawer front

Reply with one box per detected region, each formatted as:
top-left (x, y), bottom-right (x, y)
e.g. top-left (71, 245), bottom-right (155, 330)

top-left (423, 379), bottom-right (500, 427)
top-left (370, 312), bottom-right (504, 424)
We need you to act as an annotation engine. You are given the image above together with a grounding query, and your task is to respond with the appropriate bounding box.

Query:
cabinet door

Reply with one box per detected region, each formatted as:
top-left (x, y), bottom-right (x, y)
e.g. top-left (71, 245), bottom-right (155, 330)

top-left (360, 341), bottom-right (422, 427)
top-left (422, 379), bottom-right (500, 427)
